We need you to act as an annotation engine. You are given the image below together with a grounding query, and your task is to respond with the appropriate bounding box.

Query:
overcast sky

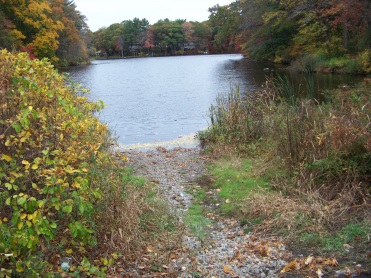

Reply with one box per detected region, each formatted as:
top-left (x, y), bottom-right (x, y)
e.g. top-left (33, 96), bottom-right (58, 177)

top-left (74, 0), bottom-right (234, 31)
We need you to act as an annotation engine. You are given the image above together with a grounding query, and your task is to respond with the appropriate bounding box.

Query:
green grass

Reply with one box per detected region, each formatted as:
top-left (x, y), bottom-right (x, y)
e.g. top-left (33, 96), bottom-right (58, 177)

top-left (183, 203), bottom-right (212, 240)
top-left (323, 222), bottom-right (371, 252)
top-left (299, 221), bottom-right (371, 253)
top-left (183, 157), bottom-right (271, 237)
top-left (209, 158), bottom-right (270, 215)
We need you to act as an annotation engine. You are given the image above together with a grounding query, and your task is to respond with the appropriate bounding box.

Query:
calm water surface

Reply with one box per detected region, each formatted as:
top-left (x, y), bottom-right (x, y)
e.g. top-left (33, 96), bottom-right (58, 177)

top-left (64, 54), bottom-right (362, 148)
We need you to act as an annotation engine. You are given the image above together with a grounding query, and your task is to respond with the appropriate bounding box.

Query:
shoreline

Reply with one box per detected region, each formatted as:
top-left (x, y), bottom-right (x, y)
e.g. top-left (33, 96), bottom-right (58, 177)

top-left (116, 133), bottom-right (201, 152)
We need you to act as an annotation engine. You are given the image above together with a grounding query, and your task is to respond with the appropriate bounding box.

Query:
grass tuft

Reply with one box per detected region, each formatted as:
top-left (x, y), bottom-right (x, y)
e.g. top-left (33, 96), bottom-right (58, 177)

top-left (199, 75), bottom-right (371, 267)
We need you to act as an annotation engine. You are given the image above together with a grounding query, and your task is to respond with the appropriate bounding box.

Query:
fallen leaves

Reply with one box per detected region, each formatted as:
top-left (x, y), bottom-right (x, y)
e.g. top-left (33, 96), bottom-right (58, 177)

top-left (281, 255), bottom-right (338, 277)
top-left (223, 265), bottom-right (236, 276)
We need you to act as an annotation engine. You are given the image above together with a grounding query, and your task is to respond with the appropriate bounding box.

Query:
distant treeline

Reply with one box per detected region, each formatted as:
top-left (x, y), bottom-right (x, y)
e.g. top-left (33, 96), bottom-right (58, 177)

top-left (1, 0), bottom-right (370, 70)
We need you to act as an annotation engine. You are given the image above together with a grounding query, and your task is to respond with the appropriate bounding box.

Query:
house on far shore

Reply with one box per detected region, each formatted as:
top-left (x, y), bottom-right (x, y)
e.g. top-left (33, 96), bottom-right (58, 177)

top-left (95, 50), bottom-right (107, 57)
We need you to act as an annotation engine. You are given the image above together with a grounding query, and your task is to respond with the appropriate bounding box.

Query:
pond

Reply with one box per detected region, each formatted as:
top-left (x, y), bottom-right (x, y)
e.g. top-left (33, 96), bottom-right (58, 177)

top-left (63, 54), bottom-right (363, 149)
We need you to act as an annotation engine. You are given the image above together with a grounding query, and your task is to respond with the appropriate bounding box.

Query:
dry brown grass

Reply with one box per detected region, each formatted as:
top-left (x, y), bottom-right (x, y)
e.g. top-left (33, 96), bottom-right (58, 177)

top-left (203, 79), bottom-right (371, 244)
top-left (80, 151), bottom-right (182, 269)
top-left (241, 185), bottom-right (371, 237)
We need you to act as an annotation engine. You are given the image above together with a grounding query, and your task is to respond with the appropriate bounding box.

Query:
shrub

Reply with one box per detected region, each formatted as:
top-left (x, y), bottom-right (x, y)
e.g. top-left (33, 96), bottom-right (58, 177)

top-left (0, 50), bottom-right (176, 276)
top-left (1, 50), bottom-right (107, 273)
top-left (289, 53), bottom-right (326, 73)
top-left (358, 50), bottom-right (371, 73)
top-left (343, 59), bottom-right (363, 74)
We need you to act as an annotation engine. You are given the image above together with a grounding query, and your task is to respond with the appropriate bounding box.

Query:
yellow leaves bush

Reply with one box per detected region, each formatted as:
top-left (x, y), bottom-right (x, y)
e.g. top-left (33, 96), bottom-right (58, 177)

top-left (0, 50), bottom-right (110, 274)
top-left (0, 50), bottom-right (176, 276)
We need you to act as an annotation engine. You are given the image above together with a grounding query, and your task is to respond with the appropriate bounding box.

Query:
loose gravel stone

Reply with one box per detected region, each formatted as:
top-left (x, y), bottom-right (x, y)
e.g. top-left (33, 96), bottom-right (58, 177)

top-left (125, 147), bottom-right (291, 277)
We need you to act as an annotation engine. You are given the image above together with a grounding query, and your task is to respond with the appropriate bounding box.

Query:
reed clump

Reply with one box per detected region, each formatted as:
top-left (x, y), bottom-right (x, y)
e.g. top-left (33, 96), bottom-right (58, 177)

top-left (200, 76), bottom-right (371, 233)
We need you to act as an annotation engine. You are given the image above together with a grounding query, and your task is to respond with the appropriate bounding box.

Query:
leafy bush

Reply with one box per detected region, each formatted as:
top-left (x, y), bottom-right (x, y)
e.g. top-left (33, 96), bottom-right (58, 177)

top-left (0, 50), bottom-right (176, 276)
top-left (358, 50), bottom-right (371, 73)
top-left (0, 50), bottom-right (106, 273)
top-left (343, 59), bottom-right (363, 74)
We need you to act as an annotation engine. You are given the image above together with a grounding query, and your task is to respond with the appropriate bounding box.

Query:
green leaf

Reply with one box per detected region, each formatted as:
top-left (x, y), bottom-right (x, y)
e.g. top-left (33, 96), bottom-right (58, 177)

top-left (62, 205), bottom-right (73, 214)
top-left (13, 123), bottom-right (21, 133)
top-left (79, 203), bottom-right (85, 214)
top-left (5, 183), bottom-right (12, 190)
top-left (17, 197), bottom-right (27, 206)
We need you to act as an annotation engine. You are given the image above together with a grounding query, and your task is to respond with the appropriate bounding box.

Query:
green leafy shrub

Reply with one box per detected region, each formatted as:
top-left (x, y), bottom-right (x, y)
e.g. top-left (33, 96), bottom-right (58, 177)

top-left (0, 50), bottom-right (107, 274)
top-left (0, 50), bottom-right (176, 276)
top-left (343, 59), bottom-right (363, 74)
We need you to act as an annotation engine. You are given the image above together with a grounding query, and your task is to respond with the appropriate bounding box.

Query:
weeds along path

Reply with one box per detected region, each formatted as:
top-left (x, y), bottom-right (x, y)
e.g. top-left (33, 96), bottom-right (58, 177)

top-left (125, 147), bottom-right (290, 277)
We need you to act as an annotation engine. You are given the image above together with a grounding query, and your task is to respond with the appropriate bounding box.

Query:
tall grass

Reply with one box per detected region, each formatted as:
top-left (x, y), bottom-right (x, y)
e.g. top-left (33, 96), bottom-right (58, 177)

top-left (200, 77), bottom-right (371, 228)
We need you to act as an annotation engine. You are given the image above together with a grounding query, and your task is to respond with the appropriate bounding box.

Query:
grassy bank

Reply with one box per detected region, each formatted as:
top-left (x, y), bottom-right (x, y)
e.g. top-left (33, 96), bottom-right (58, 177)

top-left (0, 50), bottom-right (177, 277)
top-left (199, 76), bottom-right (371, 272)
top-left (289, 51), bottom-right (371, 74)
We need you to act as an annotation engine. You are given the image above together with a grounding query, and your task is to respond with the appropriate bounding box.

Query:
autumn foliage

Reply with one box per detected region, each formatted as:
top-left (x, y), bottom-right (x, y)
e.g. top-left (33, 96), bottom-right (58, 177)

top-left (0, 0), bottom-right (90, 65)
top-left (0, 49), bottom-right (106, 274)
top-left (0, 50), bottom-right (175, 276)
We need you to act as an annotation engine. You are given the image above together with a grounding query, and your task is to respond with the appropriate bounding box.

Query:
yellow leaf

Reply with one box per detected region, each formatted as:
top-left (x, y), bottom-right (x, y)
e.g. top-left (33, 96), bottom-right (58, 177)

top-left (31, 164), bottom-right (38, 170)
top-left (66, 249), bottom-right (73, 254)
top-left (2, 154), bottom-right (12, 162)
top-left (22, 160), bottom-right (30, 169)
top-left (16, 265), bottom-right (24, 273)
top-left (70, 266), bottom-right (76, 271)
top-left (20, 213), bottom-right (27, 220)
top-left (2, 217), bottom-right (8, 222)
top-left (102, 258), bottom-right (109, 266)
top-left (72, 183), bottom-right (81, 189)
top-left (27, 214), bottom-right (33, 220)
top-left (223, 265), bottom-right (231, 273)
top-left (17, 222), bottom-right (24, 229)
top-left (32, 211), bottom-right (39, 223)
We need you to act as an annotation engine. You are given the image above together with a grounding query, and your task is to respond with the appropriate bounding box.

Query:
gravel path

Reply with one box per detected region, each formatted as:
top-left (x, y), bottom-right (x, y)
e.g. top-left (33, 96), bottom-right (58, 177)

top-left (125, 147), bottom-right (291, 277)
